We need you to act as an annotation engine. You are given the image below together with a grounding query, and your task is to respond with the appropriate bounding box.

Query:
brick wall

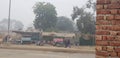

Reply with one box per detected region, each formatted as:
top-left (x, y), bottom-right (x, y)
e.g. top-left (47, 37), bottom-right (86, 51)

top-left (96, 0), bottom-right (120, 58)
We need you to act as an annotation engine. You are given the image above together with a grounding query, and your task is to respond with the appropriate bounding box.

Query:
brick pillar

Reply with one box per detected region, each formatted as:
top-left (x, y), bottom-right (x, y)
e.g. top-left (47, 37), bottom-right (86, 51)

top-left (96, 0), bottom-right (120, 58)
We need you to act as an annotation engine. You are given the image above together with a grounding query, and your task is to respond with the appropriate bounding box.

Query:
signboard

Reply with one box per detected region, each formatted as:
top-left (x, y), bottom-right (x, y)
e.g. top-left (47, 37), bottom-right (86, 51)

top-left (21, 37), bottom-right (31, 41)
top-left (53, 38), bottom-right (63, 42)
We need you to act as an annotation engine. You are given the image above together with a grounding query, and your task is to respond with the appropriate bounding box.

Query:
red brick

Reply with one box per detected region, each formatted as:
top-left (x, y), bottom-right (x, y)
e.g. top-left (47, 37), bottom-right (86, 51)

top-left (96, 51), bottom-right (109, 56)
top-left (117, 32), bottom-right (120, 35)
top-left (110, 9), bottom-right (118, 14)
top-left (97, 16), bottom-right (104, 20)
top-left (118, 10), bottom-right (120, 14)
top-left (106, 15), bottom-right (115, 20)
top-left (102, 46), bottom-right (107, 51)
top-left (111, 32), bottom-right (120, 36)
top-left (104, 5), bottom-right (108, 9)
top-left (108, 4), bottom-right (120, 9)
top-left (107, 46), bottom-right (114, 52)
top-left (115, 15), bottom-right (120, 20)
top-left (96, 35), bottom-right (102, 40)
top-left (96, 31), bottom-right (110, 35)
top-left (106, 36), bottom-right (115, 40)
top-left (96, 0), bottom-right (120, 57)
top-left (97, 5), bottom-right (104, 9)
top-left (96, 41), bottom-right (109, 46)
top-left (101, 25), bottom-right (113, 30)
top-left (111, 25), bottom-right (120, 31)
top-left (118, 53), bottom-right (120, 57)
top-left (102, 36), bottom-right (115, 41)
top-left (111, 20), bottom-right (120, 25)
top-left (117, 31), bottom-right (120, 36)
top-left (110, 0), bottom-right (120, 4)
top-left (110, 41), bottom-right (120, 46)
top-left (96, 46), bottom-right (102, 51)
top-left (102, 25), bottom-right (112, 30)
top-left (96, 25), bottom-right (103, 30)
top-left (102, 36), bottom-right (107, 40)
top-left (115, 36), bottom-right (120, 41)
top-left (96, 20), bottom-right (110, 25)
top-left (115, 47), bottom-right (120, 52)
top-left (97, 0), bottom-right (110, 4)
top-left (97, 10), bottom-right (111, 14)
top-left (96, 25), bottom-right (112, 31)
top-left (109, 52), bottom-right (117, 57)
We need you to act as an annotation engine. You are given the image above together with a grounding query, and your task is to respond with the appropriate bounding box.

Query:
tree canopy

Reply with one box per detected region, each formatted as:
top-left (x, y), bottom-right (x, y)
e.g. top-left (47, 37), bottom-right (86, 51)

top-left (71, 0), bottom-right (96, 34)
top-left (33, 2), bottom-right (57, 31)
top-left (55, 16), bottom-right (75, 32)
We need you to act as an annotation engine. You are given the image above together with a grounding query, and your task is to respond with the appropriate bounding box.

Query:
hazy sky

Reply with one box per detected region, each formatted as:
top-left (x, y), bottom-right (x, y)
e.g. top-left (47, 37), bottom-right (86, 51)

top-left (0, 0), bottom-right (89, 28)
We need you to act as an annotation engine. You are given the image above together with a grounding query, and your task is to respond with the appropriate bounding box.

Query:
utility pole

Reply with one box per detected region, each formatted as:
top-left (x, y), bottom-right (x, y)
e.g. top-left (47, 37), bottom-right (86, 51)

top-left (7, 0), bottom-right (11, 42)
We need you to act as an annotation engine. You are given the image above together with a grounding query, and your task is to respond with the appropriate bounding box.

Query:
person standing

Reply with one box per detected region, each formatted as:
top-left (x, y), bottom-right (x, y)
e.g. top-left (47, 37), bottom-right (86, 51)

top-left (67, 39), bottom-right (71, 48)
top-left (64, 39), bottom-right (71, 48)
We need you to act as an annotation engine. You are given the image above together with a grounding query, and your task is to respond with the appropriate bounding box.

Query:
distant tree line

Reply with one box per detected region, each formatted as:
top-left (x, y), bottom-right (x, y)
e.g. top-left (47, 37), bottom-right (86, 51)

top-left (33, 2), bottom-right (75, 32)
top-left (33, 0), bottom-right (96, 34)
top-left (0, 19), bottom-right (24, 31)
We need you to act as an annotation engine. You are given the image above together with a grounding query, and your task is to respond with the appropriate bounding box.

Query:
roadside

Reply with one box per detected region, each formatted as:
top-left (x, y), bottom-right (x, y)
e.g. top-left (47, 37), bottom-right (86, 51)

top-left (0, 44), bottom-right (95, 53)
top-left (0, 49), bottom-right (95, 58)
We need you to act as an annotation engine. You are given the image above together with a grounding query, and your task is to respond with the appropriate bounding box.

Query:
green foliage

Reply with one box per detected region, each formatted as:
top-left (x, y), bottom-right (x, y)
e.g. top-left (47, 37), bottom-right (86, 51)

top-left (71, 0), bottom-right (96, 34)
top-left (55, 16), bottom-right (75, 32)
top-left (76, 12), bottom-right (95, 34)
top-left (33, 2), bottom-right (57, 31)
top-left (86, 0), bottom-right (96, 12)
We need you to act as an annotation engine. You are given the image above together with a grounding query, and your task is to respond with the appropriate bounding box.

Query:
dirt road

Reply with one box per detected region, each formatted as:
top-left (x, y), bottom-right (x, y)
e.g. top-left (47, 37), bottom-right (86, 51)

top-left (0, 49), bottom-right (95, 58)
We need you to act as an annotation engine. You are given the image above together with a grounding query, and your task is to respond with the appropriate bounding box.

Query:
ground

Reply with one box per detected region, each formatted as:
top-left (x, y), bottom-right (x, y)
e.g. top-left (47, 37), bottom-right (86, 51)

top-left (0, 49), bottom-right (95, 58)
top-left (0, 44), bottom-right (95, 53)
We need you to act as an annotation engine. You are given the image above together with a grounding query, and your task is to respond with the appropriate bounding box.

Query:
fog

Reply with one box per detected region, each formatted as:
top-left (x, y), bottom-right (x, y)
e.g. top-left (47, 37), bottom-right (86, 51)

top-left (0, 0), bottom-right (88, 28)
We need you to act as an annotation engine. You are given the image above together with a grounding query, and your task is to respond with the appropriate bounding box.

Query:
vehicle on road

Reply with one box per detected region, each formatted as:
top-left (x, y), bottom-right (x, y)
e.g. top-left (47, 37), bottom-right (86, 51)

top-left (53, 38), bottom-right (64, 47)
